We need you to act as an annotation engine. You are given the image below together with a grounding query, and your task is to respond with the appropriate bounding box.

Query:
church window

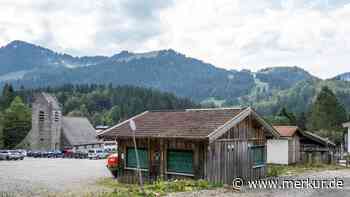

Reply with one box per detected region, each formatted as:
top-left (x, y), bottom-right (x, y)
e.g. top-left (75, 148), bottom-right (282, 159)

top-left (39, 111), bottom-right (45, 121)
top-left (54, 111), bottom-right (60, 122)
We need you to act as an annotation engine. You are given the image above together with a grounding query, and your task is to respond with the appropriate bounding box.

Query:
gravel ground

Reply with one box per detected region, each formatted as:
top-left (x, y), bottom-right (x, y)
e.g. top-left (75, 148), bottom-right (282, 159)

top-left (1, 159), bottom-right (350, 197)
top-left (0, 158), bottom-right (111, 196)
top-left (167, 169), bottom-right (350, 197)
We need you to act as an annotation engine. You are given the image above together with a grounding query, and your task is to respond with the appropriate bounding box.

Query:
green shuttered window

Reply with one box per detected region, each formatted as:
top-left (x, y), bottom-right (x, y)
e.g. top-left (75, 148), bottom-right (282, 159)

top-left (126, 148), bottom-right (149, 169)
top-left (167, 150), bottom-right (193, 174)
top-left (251, 145), bottom-right (265, 166)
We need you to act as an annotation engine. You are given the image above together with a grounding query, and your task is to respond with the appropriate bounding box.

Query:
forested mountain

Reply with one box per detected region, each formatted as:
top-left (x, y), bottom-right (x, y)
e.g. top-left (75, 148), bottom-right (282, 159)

top-left (0, 40), bottom-right (349, 117)
top-left (17, 84), bottom-right (198, 126)
top-left (0, 84), bottom-right (198, 148)
top-left (334, 72), bottom-right (350, 82)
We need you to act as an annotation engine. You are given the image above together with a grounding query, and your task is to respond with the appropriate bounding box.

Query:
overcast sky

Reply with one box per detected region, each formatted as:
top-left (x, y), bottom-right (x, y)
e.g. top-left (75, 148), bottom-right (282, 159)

top-left (0, 0), bottom-right (349, 78)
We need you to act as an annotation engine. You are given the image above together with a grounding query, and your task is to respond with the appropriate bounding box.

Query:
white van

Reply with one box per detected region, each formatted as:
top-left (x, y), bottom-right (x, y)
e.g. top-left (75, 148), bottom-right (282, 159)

top-left (88, 148), bottom-right (108, 159)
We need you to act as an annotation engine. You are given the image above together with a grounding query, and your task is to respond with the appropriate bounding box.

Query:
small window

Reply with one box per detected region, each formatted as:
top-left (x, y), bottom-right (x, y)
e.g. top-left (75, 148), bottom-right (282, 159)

top-left (39, 111), bottom-right (45, 121)
top-left (126, 148), bottom-right (149, 169)
top-left (251, 145), bottom-right (265, 166)
top-left (54, 111), bottom-right (60, 122)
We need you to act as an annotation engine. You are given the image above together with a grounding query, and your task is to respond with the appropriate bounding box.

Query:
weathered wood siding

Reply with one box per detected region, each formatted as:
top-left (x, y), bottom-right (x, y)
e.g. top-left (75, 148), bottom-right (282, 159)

top-left (206, 115), bottom-right (267, 184)
top-left (299, 137), bottom-right (334, 164)
top-left (116, 137), bottom-right (206, 183)
top-left (116, 114), bottom-right (270, 184)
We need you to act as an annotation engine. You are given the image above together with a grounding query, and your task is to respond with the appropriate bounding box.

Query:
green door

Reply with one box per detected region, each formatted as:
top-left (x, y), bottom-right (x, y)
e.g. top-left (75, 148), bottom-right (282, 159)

top-left (126, 148), bottom-right (149, 169)
top-left (167, 150), bottom-right (193, 174)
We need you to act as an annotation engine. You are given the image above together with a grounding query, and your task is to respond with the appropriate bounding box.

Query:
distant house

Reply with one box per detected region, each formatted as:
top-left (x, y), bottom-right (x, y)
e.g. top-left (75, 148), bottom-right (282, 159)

top-left (268, 126), bottom-right (335, 165)
top-left (267, 126), bottom-right (301, 165)
top-left (22, 93), bottom-right (102, 151)
top-left (98, 107), bottom-right (280, 184)
top-left (343, 122), bottom-right (350, 153)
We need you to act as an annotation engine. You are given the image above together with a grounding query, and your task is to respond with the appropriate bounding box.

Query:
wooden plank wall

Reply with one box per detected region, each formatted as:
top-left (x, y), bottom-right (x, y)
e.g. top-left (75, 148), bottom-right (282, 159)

top-left (206, 139), bottom-right (266, 184)
top-left (117, 137), bottom-right (206, 183)
top-left (206, 115), bottom-right (267, 184)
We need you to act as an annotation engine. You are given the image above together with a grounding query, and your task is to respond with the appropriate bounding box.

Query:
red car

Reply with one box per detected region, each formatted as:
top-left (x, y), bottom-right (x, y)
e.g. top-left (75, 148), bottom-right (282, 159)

top-left (63, 149), bottom-right (74, 158)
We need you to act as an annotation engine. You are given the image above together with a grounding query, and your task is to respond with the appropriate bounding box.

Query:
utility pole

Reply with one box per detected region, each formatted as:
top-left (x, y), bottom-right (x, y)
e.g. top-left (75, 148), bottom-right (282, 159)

top-left (129, 119), bottom-right (145, 193)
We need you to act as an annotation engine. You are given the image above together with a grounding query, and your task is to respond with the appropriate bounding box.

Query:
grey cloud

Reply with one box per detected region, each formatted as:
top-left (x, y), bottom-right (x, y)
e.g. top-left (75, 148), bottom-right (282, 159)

top-left (120, 0), bottom-right (174, 20)
top-left (93, 0), bottom-right (174, 50)
top-left (241, 31), bottom-right (297, 57)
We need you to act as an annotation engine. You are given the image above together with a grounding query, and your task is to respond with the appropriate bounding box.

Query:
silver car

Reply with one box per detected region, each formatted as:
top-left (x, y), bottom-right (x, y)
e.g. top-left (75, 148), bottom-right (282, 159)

top-left (0, 150), bottom-right (10, 160)
top-left (8, 150), bottom-right (24, 160)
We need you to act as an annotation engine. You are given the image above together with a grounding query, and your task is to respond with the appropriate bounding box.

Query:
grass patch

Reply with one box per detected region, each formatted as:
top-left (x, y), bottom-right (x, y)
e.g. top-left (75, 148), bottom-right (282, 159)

top-left (267, 163), bottom-right (346, 177)
top-left (97, 178), bottom-right (222, 197)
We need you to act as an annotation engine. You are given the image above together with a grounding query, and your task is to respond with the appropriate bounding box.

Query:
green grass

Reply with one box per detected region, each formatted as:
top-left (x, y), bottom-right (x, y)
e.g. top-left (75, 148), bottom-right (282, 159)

top-left (96, 178), bottom-right (222, 197)
top-left (267, 163), bottom-right (346, 177)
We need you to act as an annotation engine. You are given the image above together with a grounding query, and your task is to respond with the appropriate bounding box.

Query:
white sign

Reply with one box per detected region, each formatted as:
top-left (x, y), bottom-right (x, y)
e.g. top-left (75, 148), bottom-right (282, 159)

top-left (129, 119), bottom-right (136, 131)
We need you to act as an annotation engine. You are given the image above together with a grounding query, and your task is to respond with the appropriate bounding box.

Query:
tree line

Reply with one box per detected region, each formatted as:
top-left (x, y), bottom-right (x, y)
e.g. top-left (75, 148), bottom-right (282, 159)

top-left (0, 83), bottom-right (198, 149)
top-left (266, 86), bottom-right (348, 144)
top-left (0, 83), bottom-right (348, 148)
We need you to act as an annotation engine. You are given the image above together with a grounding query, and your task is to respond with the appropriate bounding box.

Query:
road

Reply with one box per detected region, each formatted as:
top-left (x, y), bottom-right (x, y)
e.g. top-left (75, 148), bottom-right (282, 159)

top-left (0, 158), bottom-right (111, 196)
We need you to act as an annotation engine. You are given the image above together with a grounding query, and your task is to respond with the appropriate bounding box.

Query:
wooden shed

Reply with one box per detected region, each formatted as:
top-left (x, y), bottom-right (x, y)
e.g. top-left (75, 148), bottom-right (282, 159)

top-left (98, 107), bottom-right (280, 184)
top-left (267, 126), bottom-right (301, 164)
top-left (299, 130), bottom-right (336, 164)
top-left (268, 125), bottom-right (335, 165)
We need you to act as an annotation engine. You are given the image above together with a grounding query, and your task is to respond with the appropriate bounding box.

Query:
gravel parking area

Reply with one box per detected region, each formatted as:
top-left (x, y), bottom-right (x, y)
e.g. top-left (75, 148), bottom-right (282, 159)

top-left (0, 158), bottom-right (111, 196)
top-left (2, 158), bottom-right (350, 197)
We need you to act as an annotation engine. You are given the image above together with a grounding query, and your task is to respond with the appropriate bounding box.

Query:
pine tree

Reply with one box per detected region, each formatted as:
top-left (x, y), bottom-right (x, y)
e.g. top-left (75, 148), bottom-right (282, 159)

top-left (296, 112), bottom-right (307, 130)
top-left (2, 96), bottom-right (31, 148)
top-left (308, 86), bottom-right (348, 143)
top-left (278, 107), bottom-right (297, 125)
top-left (0, 112), bottom-right (4, 149)
top-left (1, 83), bottom-right (15, 109)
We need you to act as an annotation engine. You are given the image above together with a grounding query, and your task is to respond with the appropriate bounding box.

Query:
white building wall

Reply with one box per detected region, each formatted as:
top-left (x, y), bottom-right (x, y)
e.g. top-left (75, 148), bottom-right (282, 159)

top-left (348, 128), bottom-right (350, 153)
top-left (267, 139), bottom-right (289, 164)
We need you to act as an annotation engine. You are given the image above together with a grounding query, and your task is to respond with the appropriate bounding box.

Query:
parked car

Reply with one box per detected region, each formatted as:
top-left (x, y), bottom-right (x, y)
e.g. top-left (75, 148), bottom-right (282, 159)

top-left (63, 149), bottom-right (75, 158)
top-left (27, 150), bottom-right (34, 157)
top-left (8, 150), bottom-right (24, 160)
top-left (0, 150), bottom-right (10, 160)
top-left (47, 151), bottom-right (56, 158)
top-left (88, 149), bottom-right (108, 159)
top-left (74, 150), bottom-right (88, 159)
top-left (16, 149), bottom-right (27, 157)
top-left (53, 150), bottom-right (64, 158)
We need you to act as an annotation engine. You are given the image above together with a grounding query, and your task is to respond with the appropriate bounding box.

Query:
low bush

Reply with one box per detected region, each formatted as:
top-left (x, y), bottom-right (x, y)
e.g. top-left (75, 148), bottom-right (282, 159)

top-left (97, 178), bottom-right (221, 197)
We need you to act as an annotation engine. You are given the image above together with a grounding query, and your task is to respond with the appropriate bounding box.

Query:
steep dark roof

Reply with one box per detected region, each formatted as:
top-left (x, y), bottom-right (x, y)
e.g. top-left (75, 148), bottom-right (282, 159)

top-left (300, 130), bottom-right (336, 147)
top-left (62, 117), bottom-right (101, 146)
top-left (98, 108), bottom-right (280, 140)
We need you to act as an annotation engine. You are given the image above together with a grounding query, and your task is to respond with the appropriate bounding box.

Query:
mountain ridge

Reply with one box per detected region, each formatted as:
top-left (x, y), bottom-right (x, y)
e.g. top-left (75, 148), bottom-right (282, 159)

top-left (0, 40), bottom-right (349, 115)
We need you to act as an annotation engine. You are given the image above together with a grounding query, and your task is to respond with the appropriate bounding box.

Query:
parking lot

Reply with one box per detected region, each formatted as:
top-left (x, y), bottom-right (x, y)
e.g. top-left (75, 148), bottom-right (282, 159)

top-left (0, 158), bottom-right (111, 196)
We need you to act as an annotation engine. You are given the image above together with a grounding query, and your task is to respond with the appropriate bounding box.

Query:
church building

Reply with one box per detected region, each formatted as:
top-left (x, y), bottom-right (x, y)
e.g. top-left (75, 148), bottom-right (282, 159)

top-left (23, 92), bottom-right (102, 151)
